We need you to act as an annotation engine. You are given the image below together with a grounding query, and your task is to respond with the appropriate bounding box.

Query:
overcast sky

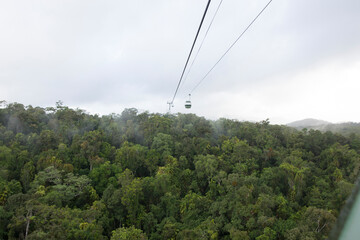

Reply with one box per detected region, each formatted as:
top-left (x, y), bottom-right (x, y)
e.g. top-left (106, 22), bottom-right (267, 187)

top-left (1, 0), bottom-right (360, 124)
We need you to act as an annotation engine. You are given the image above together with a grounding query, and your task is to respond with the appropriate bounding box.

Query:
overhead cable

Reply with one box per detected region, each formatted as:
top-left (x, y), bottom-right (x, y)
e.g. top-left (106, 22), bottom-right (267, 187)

top-left (181, 0), bottom-right (224, 89)
top-left (191, 0), bottom-right (273, 94)
top-left (169, 0), bottom-right (212, 109)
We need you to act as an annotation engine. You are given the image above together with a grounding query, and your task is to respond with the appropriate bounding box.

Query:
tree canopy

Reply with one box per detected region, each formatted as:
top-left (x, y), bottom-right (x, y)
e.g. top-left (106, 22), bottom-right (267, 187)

top-left (1, 101), bottom-right (359, 239)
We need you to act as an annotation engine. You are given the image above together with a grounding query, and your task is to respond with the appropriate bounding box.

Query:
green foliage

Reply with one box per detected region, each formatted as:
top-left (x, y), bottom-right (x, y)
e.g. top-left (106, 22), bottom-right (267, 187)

top-left (89, 161), bottom-right (121, 195)
top-left (118, 169), bottom-right (144, 226)
top-left (0, 101), bottom-right (359, 239)
top-left (8, 203), bottom-right (106, 240)
top-left (116, 141), bottom-right (148, 176)
top-left (111, 225), bottom-right (147, 240)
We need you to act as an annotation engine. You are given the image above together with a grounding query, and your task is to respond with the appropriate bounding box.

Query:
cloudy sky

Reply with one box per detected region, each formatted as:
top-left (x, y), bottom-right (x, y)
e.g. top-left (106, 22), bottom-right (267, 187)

top-left (1, 0), bottom-right (360, 124)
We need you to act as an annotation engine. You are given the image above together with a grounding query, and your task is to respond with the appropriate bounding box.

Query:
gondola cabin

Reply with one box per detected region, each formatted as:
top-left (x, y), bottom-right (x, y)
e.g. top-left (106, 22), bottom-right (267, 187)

top-left (185, 100), bottom-right (191, 109)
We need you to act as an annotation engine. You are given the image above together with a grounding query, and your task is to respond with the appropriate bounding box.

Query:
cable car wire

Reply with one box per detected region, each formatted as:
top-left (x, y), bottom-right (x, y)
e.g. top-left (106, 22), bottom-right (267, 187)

top-left (190, 0), bottom-right (273, 94)
top-left (169, 0), bottom-right (212, 109)
top-left (181, 0), bottom-right (224, 89)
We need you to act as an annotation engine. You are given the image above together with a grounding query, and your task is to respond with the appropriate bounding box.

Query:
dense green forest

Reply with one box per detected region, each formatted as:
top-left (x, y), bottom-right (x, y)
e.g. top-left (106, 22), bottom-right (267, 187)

top-left (1, 101), bottom-right (360, 240)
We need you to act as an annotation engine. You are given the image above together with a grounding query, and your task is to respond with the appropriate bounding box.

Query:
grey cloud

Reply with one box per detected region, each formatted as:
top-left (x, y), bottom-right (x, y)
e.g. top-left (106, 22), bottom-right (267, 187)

top-left (1, 0), bottom-right (360, 123)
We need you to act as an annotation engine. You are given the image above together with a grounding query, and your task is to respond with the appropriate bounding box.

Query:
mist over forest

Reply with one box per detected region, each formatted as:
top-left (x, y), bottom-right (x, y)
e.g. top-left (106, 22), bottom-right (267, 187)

top-left (1, 101), bottom-right (360, 239)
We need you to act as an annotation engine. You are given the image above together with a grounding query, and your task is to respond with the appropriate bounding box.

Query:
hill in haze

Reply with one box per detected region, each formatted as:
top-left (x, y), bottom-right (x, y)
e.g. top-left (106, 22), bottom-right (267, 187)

top-left (287, 118), bottom-right (331, 129)
top-left (287, 118), bottom-right (360, 136)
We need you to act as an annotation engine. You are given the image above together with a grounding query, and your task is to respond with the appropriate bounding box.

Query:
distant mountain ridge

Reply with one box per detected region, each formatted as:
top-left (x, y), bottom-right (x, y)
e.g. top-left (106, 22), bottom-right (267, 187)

top-left (287, 118), bottom-right (332, 128)
top-left (287, 118), bottom-right (360, 136)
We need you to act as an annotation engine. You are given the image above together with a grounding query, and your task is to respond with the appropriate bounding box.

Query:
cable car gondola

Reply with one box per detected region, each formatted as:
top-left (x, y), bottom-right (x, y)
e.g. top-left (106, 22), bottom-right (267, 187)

top-left (185, 94), bottom-right (191, 109)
